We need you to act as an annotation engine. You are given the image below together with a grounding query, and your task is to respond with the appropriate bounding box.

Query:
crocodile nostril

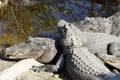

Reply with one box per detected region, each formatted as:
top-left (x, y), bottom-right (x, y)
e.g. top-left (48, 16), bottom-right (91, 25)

top-left (6, 55), bottom-right (10, 57)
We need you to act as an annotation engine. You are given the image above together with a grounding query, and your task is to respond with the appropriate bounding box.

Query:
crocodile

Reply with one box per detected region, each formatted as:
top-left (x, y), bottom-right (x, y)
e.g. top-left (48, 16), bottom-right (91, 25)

top-left (2, 36), bottom-right (61, 63)
top-left (56, 20), bottom-right (120, 80)
top-left (73, 11), bottom-right (120, 36)
top-left (72, 17), bottom-right (112, 34)
top-left (108, 12), bottom-right (120, 36)
top-left (32, 20), bottom-right (120, 80)
top-left (59, 21), bottom-right (120, 56)
top-left (2, 20), bottom-right (120, 79)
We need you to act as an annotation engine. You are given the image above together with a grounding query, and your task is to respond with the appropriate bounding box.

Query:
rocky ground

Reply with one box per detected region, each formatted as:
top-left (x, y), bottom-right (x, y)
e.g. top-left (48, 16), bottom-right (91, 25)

top-left (0, 58), bottom-right (69, 80)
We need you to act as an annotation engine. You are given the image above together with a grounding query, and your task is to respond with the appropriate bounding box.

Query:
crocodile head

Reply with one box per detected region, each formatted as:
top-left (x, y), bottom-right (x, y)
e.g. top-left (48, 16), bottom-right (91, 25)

top-left (57, 20), bottom-right (83, 47)
top-left (2, 37), bottom-right (48, 60)
top-left (57, 20), bottom-right (70, 38)
top-left (73, 17), bottom-right (112, 34)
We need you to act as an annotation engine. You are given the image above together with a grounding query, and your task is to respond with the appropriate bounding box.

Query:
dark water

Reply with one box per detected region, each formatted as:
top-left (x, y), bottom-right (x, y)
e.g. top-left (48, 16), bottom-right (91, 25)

top-left (0, 1), bottom-right (118, 50)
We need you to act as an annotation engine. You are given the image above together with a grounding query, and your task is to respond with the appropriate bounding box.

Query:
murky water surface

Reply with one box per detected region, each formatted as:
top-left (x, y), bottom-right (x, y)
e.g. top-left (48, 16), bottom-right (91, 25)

top-left (0, 1), bottom-right (118, 50)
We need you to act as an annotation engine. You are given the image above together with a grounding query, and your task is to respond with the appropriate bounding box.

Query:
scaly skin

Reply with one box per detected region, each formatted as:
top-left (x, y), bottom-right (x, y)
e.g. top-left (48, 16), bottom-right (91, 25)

top-left (58, 20), bottom-right (120, 55)
top-left (3, 19), bottom-right (120, 79)
top-left (32, 20), bottom-right (115, 80)
top-left (72, 17), bottom-right (112, 34)
top-left (72, 11), bottom-right (120, 37)
top-left (108, 12), bottom-right (120, 36)
top-left (2, 36), bottom-right (61, 63)
top-left (57, 20), bottom-right (115, 80)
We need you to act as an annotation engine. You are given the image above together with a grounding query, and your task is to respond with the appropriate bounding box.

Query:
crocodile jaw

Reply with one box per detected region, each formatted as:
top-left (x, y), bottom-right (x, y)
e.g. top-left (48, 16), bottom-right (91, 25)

top-left (1, 41), bottom-right (46, 59)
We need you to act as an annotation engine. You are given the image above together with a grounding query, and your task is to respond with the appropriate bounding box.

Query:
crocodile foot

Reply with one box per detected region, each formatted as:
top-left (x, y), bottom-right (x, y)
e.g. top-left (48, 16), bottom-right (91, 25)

top-left (32, 65), bottom-right (60, 72)
top-left (32, 65), bottom-right (46, 72)
top-left (32, 54), bottom-right (65, 73)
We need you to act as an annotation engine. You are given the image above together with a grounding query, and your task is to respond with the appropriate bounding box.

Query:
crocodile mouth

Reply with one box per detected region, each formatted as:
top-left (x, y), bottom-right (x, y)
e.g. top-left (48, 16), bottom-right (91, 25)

top-left (5, 53), bottom-right (39, 59)
top-left (2, 44), bottom-right (46, 60)
top-left (5, 51), bottom-right (28, 59)
top-left (3, 47), bottom-right (35, 59)
top-left (5, 50), bottom-right (41, 59)
top-left (6, 55), bottom-right (37, 59)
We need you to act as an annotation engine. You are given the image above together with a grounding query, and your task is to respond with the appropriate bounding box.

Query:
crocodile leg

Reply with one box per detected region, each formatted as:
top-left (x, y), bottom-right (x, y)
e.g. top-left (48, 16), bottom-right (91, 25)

top-left (32, 53), bottom-right (65, 72)
top-left (94, 42), bottom-right (120, 74)
top-left (108, 42), bottom-right (120, 55)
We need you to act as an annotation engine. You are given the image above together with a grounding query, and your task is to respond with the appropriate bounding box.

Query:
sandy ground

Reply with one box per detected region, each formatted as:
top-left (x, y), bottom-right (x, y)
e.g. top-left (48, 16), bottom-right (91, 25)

top-left (0, 59), bottom-right (69, 80)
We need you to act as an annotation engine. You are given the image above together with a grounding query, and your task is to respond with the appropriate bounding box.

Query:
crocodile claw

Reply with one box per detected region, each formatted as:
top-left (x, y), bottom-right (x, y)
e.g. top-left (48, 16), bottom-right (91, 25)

top-left (32, 65), bottom-right (46, 72)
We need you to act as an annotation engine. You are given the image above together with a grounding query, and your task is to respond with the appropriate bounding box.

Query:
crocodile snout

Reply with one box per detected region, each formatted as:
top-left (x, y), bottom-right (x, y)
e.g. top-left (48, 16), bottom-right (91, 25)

top-left (1, 48), bottom-right (17, 58)
top-left (1, 48), bottom-right (9, 57)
